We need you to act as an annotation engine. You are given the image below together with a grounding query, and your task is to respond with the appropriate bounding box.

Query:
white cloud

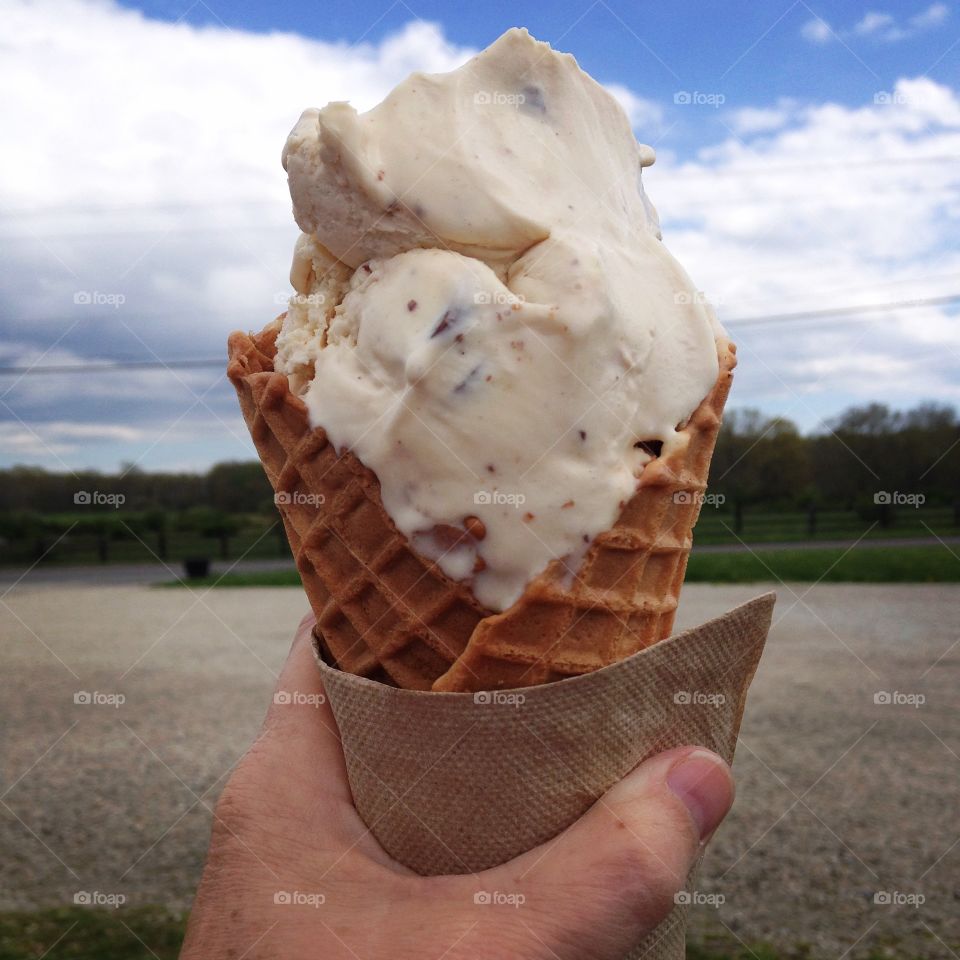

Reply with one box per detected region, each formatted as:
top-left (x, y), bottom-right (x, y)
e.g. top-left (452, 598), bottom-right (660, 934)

top-left (1, 0), bottom-right (662, 470)
top-left (1, 0), bottom-right (959, 472)
top-left (800, 18), bottom-right (833, 43)
top-left (728, 103), bottom-right (795, 135)
top-left (650, 75), bottom-right (960, 416)
top-left (910, 1), bottom-right (950, 28)
top-left (853, 11), bottom-right (896, 36)
top-left (0, 0), bottom-right (485, 469)
top-left (0, 0), bottom-right (477, 212)
top-left (604, 83), bottom-right (663, 130)
top-left (0, 415), bottom-right (247, 470)
top-left (0, 420), bottom-right (148, 459)
top-left (801, 4), bottom-right (950, 43)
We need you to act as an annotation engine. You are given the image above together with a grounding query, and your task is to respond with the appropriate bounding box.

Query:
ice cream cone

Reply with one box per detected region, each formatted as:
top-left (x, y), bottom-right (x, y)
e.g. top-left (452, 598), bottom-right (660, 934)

top-left (228, 317), bottom-right (736, 692)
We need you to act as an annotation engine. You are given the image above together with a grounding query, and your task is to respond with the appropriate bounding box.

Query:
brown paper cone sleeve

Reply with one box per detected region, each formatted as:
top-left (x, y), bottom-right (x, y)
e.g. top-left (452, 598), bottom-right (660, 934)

top-left (312, 592), bottom-right (775, 960)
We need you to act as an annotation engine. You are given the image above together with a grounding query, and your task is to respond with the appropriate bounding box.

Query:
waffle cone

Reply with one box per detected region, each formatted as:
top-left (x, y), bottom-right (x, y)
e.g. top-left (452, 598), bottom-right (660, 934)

top-left (228, 317), bottom-right (736, 692)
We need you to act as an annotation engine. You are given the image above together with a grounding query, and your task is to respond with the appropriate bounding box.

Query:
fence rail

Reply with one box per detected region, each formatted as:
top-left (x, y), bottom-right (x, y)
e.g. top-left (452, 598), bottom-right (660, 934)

top-left (0, 506), bottom-right (957, 568)
top-left (693, 505), bottom-right (957, 544)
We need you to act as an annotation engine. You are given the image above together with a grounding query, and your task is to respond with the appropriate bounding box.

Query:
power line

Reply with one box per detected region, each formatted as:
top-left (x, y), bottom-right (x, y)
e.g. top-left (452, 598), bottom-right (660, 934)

top-left (725, 271), bottom-right (960, 309)
top-left (0, 359), bottom-right (226, 375)
top-left (0, 223), bottom-right (294, 242)
top-left (0, 292), bottom-right (957, 377)
top-left (6, 274), bottom-right (957, 330)
top-left (654, 154), bottom-right (960, 179)
top-left (725, 292), bottom-right (960, 327)
top-left (0, 198), bottom-right (282, 218)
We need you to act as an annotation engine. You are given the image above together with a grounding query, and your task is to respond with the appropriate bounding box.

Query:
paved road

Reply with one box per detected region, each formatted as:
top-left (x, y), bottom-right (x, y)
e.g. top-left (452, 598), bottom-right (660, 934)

top-left (1, 581), bottom-right (958, 956)
top-left (0, 557), bottom-right (296, 588)
top-left (695, 534), bottom-right (960, 553)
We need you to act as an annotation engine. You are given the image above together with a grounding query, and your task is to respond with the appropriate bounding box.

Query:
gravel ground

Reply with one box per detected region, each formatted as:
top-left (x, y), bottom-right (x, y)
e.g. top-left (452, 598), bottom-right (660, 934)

top-left (1, 582), bottom-right (957, 957)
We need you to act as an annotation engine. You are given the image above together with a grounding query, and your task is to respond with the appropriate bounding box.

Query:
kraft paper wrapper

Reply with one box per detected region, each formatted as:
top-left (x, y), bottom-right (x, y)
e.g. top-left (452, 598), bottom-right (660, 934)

top-left (312, 592), bottom-right (775, 959)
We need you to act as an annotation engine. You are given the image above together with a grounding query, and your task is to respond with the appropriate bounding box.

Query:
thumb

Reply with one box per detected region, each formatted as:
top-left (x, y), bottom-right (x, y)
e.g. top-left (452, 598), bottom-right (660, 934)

top-left (489, 747), bottom-right (734, 959)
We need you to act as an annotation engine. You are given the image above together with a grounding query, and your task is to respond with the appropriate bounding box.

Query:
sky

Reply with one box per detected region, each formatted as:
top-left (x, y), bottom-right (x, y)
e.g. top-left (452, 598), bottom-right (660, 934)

top-left (1, 0), bottom-right (958, 473)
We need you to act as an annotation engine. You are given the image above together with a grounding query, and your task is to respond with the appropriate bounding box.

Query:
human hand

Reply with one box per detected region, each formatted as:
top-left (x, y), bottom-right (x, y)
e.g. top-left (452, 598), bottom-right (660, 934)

top-left (180, 613), bottom-right (734, 960)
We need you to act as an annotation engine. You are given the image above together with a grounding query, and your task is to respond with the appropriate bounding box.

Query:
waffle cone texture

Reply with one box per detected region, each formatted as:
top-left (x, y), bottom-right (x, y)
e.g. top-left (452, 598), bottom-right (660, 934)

top-left (227, 317), bottom-right (736, 692)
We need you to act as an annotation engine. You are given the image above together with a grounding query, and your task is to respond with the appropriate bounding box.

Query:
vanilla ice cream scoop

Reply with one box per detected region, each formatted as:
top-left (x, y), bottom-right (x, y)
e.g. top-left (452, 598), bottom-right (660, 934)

top-left (275, 28), bottom-right (721, 612)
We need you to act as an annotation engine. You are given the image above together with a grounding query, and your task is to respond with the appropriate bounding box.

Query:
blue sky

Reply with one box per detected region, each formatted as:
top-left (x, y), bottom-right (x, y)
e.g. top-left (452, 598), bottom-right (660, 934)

top-left (1, 0), bottom-right (958, 472)
top-left (126, 0), bottom-right (959, 88)
top-left (121, 0), bottom-right (960, 128)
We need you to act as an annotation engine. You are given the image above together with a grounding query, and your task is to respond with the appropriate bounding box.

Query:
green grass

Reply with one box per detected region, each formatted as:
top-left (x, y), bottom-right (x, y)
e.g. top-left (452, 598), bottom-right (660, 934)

top-left (0, 526), bottom-right (289, 569)
top-left (685, 544), bottom-right (960, 583)
top-left (0, 907), bottom-right (186, 960)
top-left (163, 544), bottom-right (960, 587)
top-left (159, 568), bottom-right (303, 588)
top-left (686, 940), bottom-right (912, 960)
top-left (691, 507), bottom-right (957, 545)
top-left (3, 508), bottom-right (956, 568)
top-left (687, 941), bottom-right (784, 960)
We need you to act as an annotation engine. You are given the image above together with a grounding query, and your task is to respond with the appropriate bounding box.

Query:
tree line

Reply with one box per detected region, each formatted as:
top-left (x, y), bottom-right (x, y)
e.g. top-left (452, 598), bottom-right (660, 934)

top-left (0, 401), bottom-right (957, 542)
top-left (708, 402), bottom-right (958, 521)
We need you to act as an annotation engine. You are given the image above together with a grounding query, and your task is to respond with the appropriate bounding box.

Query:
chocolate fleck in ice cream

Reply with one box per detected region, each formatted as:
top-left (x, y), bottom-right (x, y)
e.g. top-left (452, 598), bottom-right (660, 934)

top-left (229, 27), bottom-right (735, 691)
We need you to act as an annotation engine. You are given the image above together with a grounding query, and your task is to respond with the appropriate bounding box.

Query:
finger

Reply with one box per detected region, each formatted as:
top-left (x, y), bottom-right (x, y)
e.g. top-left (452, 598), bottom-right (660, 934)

top-left (266, 610), bottom-right (326, 718)
top-left (255, 609), bottom-right (353, 803)
top-left (219, 612), bottom-right (409, 867)
top-left (478, 747), bottom-right (734, 958)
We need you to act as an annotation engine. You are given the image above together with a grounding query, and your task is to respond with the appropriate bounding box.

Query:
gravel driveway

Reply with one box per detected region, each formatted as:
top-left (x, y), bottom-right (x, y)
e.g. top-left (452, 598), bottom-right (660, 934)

top-left (1, 581), bottom-right (957, 957)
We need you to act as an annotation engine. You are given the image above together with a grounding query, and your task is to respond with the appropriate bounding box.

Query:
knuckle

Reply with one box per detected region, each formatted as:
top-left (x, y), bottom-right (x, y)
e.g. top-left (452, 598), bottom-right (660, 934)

top-left (210, 779), bottom-right (257, 842)
top-left (210, 746), bottom-right (275, 840)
